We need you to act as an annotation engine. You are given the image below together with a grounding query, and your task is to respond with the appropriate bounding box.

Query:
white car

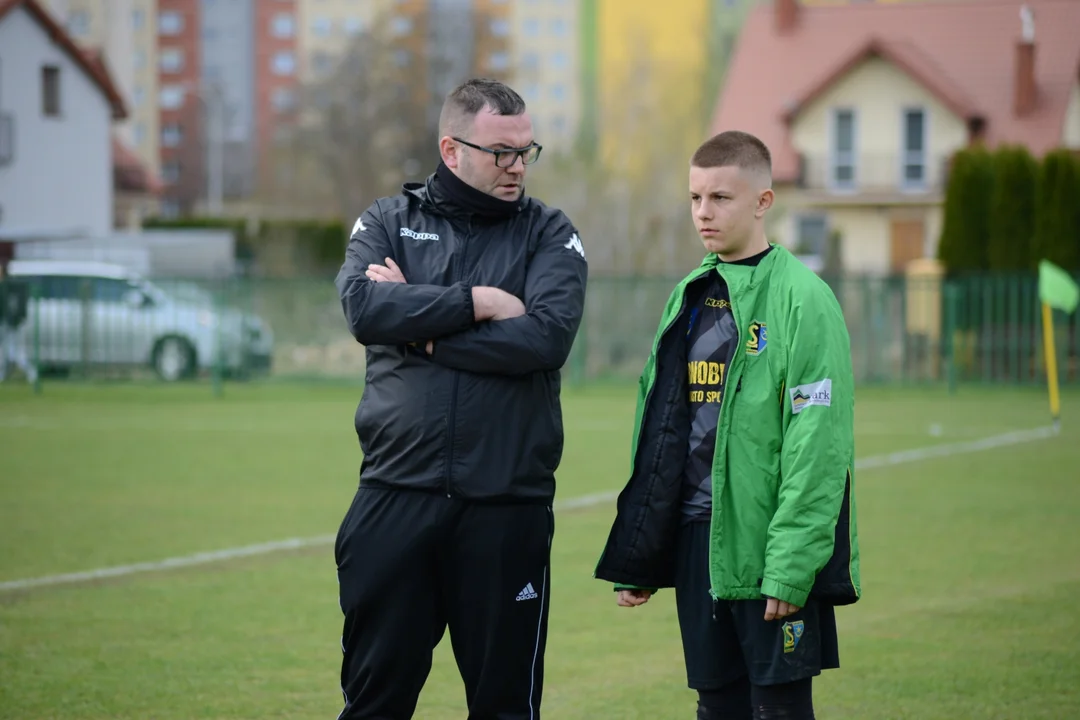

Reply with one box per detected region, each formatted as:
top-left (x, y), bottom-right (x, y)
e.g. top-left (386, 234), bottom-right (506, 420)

top-left (7, 259), bottom-right (273, 381)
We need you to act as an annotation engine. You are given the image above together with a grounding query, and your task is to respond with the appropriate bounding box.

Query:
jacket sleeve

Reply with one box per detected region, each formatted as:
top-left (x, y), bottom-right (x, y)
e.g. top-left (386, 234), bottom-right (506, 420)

top-left (760, 282), bottom-right (855, 608)
top-left (334, 203), bottom-right (476, 346)
top-left (428, 212), bottom-right (588, 376)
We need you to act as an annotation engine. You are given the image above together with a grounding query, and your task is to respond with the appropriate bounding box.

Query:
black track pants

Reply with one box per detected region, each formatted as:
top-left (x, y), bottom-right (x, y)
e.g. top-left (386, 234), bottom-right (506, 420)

top-left (335, 486), bottom-right (554, 720)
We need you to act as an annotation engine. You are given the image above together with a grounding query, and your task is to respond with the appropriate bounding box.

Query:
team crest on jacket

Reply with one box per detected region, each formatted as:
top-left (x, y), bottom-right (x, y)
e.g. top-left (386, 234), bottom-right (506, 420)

top-left (782, 620), bottom-right (804, 653)
top-left (746, 321), bottom-right (767, 356)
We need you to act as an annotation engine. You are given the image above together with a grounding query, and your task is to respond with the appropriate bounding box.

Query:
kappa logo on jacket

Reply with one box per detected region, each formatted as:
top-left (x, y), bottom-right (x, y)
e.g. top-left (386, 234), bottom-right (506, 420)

top-left (400, 227), bottom-right (440, 242)
top-left (564, 232), bottom-right (585, 259)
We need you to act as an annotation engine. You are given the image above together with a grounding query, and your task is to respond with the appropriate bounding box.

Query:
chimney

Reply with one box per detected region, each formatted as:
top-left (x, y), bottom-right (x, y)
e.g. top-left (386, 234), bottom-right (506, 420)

top-left (1015, 4), bottom-right (1037, 116)
top-left (776, 0), bottom-right (798, 34)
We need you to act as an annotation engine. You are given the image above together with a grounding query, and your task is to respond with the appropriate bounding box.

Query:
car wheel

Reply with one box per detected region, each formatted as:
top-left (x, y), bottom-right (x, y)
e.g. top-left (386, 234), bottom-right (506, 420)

top-left (152, 336), bottom-right (195, 382)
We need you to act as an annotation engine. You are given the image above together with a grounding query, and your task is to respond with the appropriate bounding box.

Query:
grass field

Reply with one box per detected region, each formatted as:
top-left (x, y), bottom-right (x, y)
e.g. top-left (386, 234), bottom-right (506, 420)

top-left (2, 381), bottom-right (1080, 719)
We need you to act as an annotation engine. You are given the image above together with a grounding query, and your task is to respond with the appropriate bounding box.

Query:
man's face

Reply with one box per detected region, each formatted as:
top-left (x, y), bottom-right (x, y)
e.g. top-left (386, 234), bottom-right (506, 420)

top-left (452, 107), bottom-right (534, 201)
top-left (689, 164), bottom-right (770, 260)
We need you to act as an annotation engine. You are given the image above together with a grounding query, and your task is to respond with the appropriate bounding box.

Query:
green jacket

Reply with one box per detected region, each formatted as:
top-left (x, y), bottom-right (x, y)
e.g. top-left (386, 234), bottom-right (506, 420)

top-left (594, 246), bottom-right (860, 608)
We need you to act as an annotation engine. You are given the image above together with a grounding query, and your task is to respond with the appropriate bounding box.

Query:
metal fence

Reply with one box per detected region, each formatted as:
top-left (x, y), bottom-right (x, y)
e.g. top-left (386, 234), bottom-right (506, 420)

top-left (3, 271), bottom-right (1078, 392)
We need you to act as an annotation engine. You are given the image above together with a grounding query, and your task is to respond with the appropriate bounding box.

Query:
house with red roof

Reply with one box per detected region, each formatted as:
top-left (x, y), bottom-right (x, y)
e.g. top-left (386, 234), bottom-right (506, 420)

top-left (0, 0), bottom-right (160, 242)
top-left (710, 0), bottom-right (1080, 275)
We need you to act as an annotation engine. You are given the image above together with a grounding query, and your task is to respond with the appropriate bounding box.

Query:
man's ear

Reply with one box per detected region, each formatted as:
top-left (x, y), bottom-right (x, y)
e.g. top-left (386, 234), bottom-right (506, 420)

top-left (439, 136), bottom-right (459, 169)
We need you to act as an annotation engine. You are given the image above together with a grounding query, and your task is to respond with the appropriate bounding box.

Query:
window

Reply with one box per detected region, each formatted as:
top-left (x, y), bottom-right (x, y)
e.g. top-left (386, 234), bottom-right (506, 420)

top-left (488, 51), bottom-right (509, 71)
top-left (271, 13), bottom-right (295, 38)
top-left (549, 84), bottom-right (565, 101)
top-left (550, 51), bottom-right (568, 70)
top-left (159, 11), bottom-right (184, 35)
top-left (32, 275), bottom-right (84, 301)
top-left (549, 18), bottom-right (567, 36)
top-left (272, 88), bottom-right (295, 112)
top-left (133, 86), bottom-right (145, 107)
top-left (490, 18), bottom-right (510, 36)
top-left (551, 115), bottom-right (567, 135)
top-left (520, 52), bottom-right (540, 71)
top-left (42, 66), bottom-right (60, 117)
top-left (159, 84), bottom-right (186, 109)
top-left (160, 199), bottom-right (181, 218)
top-left (134, 49), bottom-right (146, 70)
top-left (162, 161), bottom-right (181, 183)
top-left (344, 17), bottom-right (364, 35)
top-left (393, 49), bottom-right (411, 68)
top-left (901, 108), bottom-right (927, 189)
top-left (161, 123), bottom-right (183, 147)
top-left (794, 214), bottom-right (828, 258)
top-left (92, 278), bottom-right (134, 304)
top-left (312, 17), bottom-right (332, 36)
top-left (390, 15), bottom-right (412, 35)
top-left (523, 18), bottom-right (539, 36)
top-left (67, 10), bottom-right (90, 36)
top-left (830, 108), bottom-right (856, 190)
top-left (312, 52), bottom-right (335, 76)
top-left (272, 52), bottom-right (296, 76)
top-left (159, 48), bottom-right (185, 74)
top-left (134, 123), bottom-right (146, 143)
top-left (132, 9), bottom-right (144, 29)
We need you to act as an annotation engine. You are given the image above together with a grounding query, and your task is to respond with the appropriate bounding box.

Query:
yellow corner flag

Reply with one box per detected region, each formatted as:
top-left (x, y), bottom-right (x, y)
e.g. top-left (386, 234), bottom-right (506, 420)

top-left (1038, 260), bottom-right (1080, 432)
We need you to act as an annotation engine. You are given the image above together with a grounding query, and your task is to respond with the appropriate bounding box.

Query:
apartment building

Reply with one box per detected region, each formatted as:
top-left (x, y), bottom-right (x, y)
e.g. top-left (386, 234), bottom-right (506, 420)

top-left (509, 0), bottom-right (577, 147)
top-left (201, 0), bottom-right (255, 199)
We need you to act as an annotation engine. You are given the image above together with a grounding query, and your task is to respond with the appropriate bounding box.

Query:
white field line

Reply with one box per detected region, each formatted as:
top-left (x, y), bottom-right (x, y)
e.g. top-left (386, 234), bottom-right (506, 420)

top-left (0, 425), bottom-right (1059, 594)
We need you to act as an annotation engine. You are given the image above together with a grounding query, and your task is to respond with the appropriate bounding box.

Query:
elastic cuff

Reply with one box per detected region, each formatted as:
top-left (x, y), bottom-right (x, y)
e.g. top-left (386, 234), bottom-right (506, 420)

top-left (760, 578), bottom-right (809, 607)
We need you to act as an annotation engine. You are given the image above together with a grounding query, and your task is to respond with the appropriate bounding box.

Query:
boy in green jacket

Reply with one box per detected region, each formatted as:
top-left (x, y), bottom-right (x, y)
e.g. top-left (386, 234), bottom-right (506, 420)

top-left (595, 130), bottom-right (860, 719)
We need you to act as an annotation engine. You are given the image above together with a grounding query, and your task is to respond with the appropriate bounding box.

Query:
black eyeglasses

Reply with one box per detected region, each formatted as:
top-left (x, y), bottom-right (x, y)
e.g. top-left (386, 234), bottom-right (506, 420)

top-left (453, 137), bottom-right (543, 168)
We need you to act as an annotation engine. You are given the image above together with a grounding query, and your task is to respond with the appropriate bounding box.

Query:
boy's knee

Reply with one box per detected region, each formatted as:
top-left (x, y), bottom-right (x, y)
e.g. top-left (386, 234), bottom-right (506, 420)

top-left (750, 678), bottom-right (815, 720)
top-left (696, 675), bottom-right (752, 720)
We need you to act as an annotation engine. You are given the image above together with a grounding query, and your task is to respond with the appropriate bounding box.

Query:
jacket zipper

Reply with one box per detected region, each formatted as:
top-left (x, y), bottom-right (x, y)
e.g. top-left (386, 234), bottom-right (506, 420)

top-left (443, 217), bottom-right (472, 498)
top-left (707, 263), bottom-right (745, 601)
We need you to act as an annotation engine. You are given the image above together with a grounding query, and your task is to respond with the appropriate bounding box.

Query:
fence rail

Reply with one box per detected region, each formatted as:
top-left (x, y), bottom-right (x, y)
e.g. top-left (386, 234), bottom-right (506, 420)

top-left (2, 271), bottom-right (1078, 390)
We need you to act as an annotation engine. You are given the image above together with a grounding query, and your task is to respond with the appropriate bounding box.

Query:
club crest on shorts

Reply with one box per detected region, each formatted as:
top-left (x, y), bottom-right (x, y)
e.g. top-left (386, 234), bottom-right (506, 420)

top-left (746, 321), bottom-right (767, 356)
top-left (782, 620), bottom-right (804, 653)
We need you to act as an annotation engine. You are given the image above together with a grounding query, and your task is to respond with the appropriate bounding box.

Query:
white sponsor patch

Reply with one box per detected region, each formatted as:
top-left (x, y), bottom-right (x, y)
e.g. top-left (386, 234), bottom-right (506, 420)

top-left (351, 216), bottom-right (366, 235)
top-left (400, 227), bottom-right (440, 242)
top-left (789, 379), bottom-right (832, 415)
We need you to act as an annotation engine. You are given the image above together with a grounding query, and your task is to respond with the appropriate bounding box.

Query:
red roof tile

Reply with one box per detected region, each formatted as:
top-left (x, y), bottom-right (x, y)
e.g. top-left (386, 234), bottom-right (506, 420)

top-left (0, 0), bottom-right (127, 120)
top-left (711, 0), bottom-right (1080, 183)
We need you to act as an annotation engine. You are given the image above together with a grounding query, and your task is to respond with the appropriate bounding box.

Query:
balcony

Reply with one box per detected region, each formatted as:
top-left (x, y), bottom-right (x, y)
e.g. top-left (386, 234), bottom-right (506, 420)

top-left (0, 113), bottom-right (12, 166)
top-left (796, 152), bottom-right (949, 204)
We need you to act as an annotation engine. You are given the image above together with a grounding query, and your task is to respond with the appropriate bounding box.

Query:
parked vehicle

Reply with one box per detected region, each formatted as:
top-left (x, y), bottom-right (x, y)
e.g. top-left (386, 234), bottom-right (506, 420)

top-left (7, 260), bottom-right (273, 381)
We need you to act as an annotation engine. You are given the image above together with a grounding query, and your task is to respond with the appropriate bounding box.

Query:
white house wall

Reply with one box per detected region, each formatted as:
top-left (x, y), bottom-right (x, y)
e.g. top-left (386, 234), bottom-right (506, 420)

top-left (0, 5), bottom-right (113, 238)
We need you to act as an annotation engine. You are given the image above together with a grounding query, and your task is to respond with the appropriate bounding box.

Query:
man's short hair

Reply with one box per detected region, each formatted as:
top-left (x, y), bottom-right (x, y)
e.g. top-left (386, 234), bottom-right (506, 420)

top-left (439, 78), bottom-right (526, 138)
top-left (690, 131), bottom-right (772, 185)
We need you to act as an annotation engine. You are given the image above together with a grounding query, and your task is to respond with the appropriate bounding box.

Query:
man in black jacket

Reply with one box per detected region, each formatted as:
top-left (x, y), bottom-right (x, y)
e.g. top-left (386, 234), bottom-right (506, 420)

top-left (333, 78), bottom-right (588, 719)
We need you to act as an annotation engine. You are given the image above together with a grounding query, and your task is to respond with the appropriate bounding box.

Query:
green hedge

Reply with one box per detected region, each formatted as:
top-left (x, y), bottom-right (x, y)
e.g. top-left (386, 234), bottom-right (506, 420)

top-left (142, 216), bottom-right (347, 271)
top-left (939, 145), bottom-right (1080, 274)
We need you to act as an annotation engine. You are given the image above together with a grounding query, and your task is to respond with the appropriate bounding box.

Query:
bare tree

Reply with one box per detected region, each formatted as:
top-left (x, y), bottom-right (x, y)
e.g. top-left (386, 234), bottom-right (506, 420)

top-left (528, 34), bottom-right (708, 277)
top-left (255, 4), bottom-right (504, 221)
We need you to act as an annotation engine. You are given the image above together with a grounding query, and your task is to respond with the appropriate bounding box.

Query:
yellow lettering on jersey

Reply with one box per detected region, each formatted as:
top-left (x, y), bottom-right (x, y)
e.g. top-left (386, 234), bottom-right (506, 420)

top-left (704, 297), bottom-right (730, 309)
top-left (687, 361), bottom-right (726, 402)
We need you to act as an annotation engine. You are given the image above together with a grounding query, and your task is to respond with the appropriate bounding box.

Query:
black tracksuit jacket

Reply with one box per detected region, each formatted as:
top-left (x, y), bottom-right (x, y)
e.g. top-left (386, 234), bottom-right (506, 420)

top-left (334, 171), bottom-right (588, 504)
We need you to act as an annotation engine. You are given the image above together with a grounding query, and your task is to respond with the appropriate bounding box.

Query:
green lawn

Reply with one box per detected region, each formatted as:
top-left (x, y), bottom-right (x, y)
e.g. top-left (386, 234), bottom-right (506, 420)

top-left (1, 382), bottom-right (1079, 719)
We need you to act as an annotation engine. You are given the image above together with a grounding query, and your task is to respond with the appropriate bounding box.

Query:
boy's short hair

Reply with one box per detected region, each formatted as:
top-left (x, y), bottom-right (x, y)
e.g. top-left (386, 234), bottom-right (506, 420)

top-left (690, 131), bottom-right (772, 185)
